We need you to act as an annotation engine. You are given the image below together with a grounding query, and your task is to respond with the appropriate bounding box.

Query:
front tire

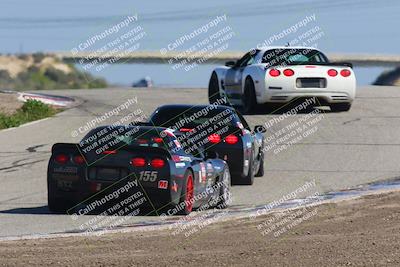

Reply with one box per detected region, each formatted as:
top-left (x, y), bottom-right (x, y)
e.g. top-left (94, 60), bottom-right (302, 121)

top-left (330, 102), bottom-right (351, 112)
top-left (242, 78), bottom-right (257, 114)
top-left (216, 166), bottom-right (231, 209)
top-left (237, 152), bottom-right (255, 185)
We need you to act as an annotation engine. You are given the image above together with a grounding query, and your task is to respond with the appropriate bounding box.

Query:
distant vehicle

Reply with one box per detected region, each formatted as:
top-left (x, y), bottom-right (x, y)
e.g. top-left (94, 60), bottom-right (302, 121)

top-left (132, 76), bottom-right (153, 87)
top-left (208, 47), bottom-right (356, 113)
top-left (149, 104), bottom-right (266, 185)
top-left (47, 126), bottom-right (231, 215)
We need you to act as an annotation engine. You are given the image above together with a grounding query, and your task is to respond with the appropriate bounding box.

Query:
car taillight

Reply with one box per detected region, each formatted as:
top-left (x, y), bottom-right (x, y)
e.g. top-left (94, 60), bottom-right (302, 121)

top-left (340, 69), bottom-right (351, 77)
top-left (152, 137), bottom-right (163, 143)
top-left (131, 157), bottom-right (146, 167)
top-left (327, 69), bottom-right (338, 77)
top-left (73, 155), bottom-right (85, 164)
top-left (55, 154), bottom-right (68, 164)
top-left (179, 128), bottom-right (193, 132)
top-left (208, 134), bottom-right (221, 144)
top-left (225, 134), bottom-right (239, 145)
top-left (102, 150), bottom-right (117, 155)
top-left (151, 158), bottom-right (165, 168)
top-left (269, 69), bottom-right (280, 77)
top-left (283, 69), bottom-right (294, 76)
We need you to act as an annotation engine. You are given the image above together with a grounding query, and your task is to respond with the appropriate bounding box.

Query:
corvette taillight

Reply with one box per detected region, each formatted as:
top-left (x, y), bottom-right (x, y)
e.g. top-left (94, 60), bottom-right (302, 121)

top-left (225, 134), bottom-right (239, 145)
top-left (151, 158), bottom-right (165, 168)
top-left (102, 150), bottom-right (117, 155)
top-left (55, 154), bottom-right (68, 164)
top-left (327, 69), bottom-right (338, 77)
top-left (340, 69), bottom-right (351, 77)
top-left (73, 155), bottom-right (85, 165)
top-left (269, 69), bottom-right (280, 77)
top-left (131, 157), bottom-right (146, 167)
top-left (283, 69), bottom-right (294, 76)
top-left (208, 134), bottom-right (221, 144)
top-left (152, 137), bottom-right (163, 143)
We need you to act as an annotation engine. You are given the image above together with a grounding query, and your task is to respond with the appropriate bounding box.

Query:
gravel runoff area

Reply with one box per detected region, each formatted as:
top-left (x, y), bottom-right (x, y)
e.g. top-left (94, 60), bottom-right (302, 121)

top-left (0, 93), bottom-right (21, 115)
top-left (0, 190), bottom-right (399, 267)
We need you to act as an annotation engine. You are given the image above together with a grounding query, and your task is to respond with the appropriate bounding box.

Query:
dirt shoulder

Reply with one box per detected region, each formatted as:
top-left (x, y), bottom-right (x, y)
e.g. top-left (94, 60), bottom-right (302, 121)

top-left (1, 191), bottom-right (400, 267)
top-left (0, 93), bottom-right (21, 115)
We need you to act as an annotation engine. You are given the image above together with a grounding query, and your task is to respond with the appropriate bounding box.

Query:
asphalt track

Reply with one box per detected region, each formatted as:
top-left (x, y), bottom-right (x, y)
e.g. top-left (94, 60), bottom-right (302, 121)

top-left (1, 86), bottom-right (399, 238)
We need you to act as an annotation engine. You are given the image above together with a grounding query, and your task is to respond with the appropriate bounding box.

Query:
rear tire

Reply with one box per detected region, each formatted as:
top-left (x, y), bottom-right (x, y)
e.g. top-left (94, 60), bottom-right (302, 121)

top-left (216, 166), bottom-right (231, 209)
top-left (236, 153), bottom-right (255, 185)
top-left (255, 150), bottom-right (264, 177)
top-left (48, 196), bottom-right (70, 213)
top-left (208, 72), bottom-right (222, 104)
top-left (330, 103), bottom-right (351, 112)
top-left (177, 170), bottom-right (195, 215)
top-left (242, 78), bottom-right (257, 114)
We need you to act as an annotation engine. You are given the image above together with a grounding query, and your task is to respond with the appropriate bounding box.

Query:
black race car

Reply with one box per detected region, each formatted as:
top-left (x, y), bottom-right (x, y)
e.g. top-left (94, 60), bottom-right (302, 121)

top-left (47, 125), bottom-right (231, 216)
top-left (148, 105), bottom-right (266, 185)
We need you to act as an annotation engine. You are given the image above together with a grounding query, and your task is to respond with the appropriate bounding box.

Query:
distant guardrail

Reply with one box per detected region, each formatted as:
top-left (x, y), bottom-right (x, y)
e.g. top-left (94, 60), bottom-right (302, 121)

top-left (55, 51), bottom-right (400, 67)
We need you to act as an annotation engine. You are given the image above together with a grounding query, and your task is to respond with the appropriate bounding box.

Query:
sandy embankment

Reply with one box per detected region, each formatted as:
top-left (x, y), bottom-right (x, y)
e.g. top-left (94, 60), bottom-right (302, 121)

top-left (0, 191), bottom-right (399, 266)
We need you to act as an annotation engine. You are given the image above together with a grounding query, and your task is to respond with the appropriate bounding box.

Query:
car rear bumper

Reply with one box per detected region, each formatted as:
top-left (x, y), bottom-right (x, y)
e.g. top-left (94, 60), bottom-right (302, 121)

top-left (260, 90), bottom-right (354, 104)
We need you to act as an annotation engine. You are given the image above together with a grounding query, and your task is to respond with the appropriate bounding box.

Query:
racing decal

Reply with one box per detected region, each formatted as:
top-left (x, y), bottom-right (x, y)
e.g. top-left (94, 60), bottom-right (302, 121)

top-left (139, 171), bottom-right (158, 182)
top-left (207, 163), bottom-right (214, 177)
top-left (175, 162), bottom-right (186, 168)
top-left (173, 140), bottom-right (182, 148)
top-left (200, 162), bottom-right (207, 183)
top-left (171, 181), bottom-right (178, 192)
top-left (172, 155), bottom-right (191, 162)
top-left (158, 180), bottom-right (168, 189)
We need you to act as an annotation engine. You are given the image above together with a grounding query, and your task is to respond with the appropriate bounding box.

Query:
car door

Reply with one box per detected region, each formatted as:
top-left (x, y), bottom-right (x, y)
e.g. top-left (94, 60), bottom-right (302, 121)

top-left (224, 52), bottom-right (255, 101)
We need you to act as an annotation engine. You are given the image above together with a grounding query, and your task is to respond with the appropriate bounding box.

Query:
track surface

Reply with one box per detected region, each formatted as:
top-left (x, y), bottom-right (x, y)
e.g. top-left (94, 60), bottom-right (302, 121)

top-left (1, 86), bottom-right (399, 238)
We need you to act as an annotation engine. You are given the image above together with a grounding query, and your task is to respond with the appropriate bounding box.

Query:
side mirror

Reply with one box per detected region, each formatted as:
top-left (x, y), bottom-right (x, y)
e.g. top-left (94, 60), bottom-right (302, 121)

top-left (254, 125), bottom-right (267, 133)
top-left (225, 61), bottom-right (236, 67)
top-left (204, 150), bottom-right (218, 159)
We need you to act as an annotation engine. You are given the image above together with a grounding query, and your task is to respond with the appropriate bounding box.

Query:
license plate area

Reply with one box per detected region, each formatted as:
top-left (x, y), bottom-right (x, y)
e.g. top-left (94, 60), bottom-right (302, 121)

top-left (296, 78), bottom-right (326, 88)
top-left (88, 167), bottom-right (128, 181)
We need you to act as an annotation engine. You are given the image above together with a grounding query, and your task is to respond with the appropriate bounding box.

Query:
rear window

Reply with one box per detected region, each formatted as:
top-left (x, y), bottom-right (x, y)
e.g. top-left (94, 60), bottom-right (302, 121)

top-left (79, 126), bottom-right (181, 155)
top-left (150, 107), bottom-right (238, 129)
top-left (262, 48), bottom-right (328, 67)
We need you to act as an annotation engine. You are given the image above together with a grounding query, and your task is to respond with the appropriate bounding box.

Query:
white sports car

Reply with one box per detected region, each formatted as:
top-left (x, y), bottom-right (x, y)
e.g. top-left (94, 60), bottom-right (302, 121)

top-left (208, 47), bottom-right (356, 113)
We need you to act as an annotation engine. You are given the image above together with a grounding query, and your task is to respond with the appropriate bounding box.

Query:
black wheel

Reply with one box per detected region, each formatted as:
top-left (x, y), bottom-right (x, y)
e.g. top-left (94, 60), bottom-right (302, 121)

top-left (177, 170), bottom-right (195, 215)
top-left (208, 72), bottom-right (222, 104)
top-left (330, 103), bottom-right (351, 112)
top-left (255, 150), bottom-right (264, 177)
top-left (216, 166), bottom-right (231, 209)
top-left (237, 153), bottom-right (255, 185)
top-left (48, 196), bottom-right (70, 213)
top-left (242, 78), bottom-right (257, 114)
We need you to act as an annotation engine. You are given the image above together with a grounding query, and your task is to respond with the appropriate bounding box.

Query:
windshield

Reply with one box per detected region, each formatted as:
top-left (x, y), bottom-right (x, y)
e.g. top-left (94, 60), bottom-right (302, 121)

top-left (261, 48), bottom-right (328, 66)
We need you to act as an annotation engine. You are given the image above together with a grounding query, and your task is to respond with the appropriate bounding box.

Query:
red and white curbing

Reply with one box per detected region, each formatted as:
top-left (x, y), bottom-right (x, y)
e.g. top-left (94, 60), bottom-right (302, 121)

top-left (17, 92), bottom-right (75, 107)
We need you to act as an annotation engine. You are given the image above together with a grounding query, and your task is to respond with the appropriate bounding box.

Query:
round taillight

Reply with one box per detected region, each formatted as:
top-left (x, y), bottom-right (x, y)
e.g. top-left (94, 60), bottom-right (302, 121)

top-left (225, 134), bottom-right (239, 145)
top-left (208, 134), bottom-right (221, 144)
top-left (269, 69), bottom-right (281, 77)
top-left (55, 154), bottom-right (68, 164)
top-left (73, 155), bottom-right (85, 165)
top-left (283, 69), bottom-right (294, 76)
top-left (327, 69), bottom-right (338, 77)
top-left (340, 69), bottom-right (351, 77)
top-left (151, 158), bottom-right (165, 168)
top-left (152, 137), bottom-right (163, 143)
top-left (131, 157), bottom-right (146, 167)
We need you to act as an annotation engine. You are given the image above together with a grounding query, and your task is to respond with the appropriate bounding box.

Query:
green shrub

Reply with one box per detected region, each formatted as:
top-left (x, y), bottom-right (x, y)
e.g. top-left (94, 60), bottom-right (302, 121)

top-left (0, 100), bottom-right (57, 129)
